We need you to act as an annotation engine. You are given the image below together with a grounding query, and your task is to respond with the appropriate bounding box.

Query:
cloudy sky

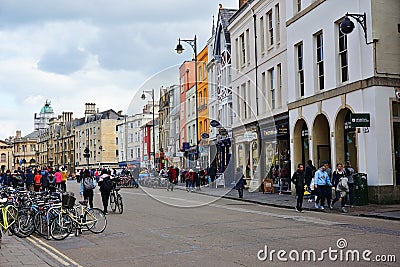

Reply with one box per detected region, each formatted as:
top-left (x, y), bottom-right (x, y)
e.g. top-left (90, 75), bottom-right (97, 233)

top-left (0, 0), bottom-right (237, 139)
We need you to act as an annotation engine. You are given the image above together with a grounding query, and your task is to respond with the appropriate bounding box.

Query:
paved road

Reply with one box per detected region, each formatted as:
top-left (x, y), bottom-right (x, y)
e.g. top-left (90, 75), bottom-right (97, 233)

top-left (4, 181), bottom-right (400, 266)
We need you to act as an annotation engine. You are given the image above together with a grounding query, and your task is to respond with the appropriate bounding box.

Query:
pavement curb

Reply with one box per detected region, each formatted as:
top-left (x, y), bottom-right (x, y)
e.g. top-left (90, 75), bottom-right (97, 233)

top-left (175, 186), bottom-right (400, 221)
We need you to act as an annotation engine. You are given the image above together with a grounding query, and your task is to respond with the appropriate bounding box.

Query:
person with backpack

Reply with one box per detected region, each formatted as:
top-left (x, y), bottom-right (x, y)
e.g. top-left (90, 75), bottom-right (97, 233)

top-left (98, 169), bottom-right (113, 214)
top-left (80, 169), bottom-right (97, 208)
top-left (331, 163), bottom-right (349, 213)
top-left (345, 161), bottom-right (355, 207)
top-left (48, 172), bottom-right (57, 193)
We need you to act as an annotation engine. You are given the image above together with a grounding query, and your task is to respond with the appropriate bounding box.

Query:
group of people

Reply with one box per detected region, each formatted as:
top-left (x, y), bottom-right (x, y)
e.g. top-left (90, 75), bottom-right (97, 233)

top-left (0, 166), bottom-right (68, 192)
top-left (78, 168), bottom-right (115, 214)
top-left (159, 165), bottom-right (180, 191)
top-left (292, 160), bottom-right (355, 213)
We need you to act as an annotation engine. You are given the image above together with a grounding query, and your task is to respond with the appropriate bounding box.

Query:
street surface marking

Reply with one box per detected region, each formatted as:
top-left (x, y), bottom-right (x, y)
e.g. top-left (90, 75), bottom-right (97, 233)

top-left (26, 237), bottom-right (70, 266)
top-left (27, 236), bottom-right (84, 267)
top-left (209, 204), bottom-right (343, 226)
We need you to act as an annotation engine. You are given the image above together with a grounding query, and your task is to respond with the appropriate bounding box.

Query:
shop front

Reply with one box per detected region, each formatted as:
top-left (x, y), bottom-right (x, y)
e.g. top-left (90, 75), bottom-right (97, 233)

top-left (260, 114), bottom-right (290, 193)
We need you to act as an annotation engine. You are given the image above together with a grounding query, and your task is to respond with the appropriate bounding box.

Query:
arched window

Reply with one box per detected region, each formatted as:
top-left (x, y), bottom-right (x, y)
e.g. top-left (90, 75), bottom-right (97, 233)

top-left (1, 153), bottom-right (6, 162)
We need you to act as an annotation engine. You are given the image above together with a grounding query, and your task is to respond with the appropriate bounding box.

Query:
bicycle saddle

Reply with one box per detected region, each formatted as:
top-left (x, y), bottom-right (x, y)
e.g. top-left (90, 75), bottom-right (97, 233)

top-left (0, 198), bottom-right (7, 203)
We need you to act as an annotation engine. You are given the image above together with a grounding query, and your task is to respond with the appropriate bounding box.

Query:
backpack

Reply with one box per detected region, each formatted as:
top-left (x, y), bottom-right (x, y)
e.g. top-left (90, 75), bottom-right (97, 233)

top-left (84, 177), bottom-right (95, 190)
top-left (102, 177), bottom-right (113, 191)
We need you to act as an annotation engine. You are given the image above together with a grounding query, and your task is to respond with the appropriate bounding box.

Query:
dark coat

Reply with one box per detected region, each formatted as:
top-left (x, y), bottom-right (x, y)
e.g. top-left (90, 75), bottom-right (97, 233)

top-left (25, 171), bottom-right (34, 187)
top-left (291, 170), bottom-right (305, 189)
top-left (235, 171), bottom-right (245, 190)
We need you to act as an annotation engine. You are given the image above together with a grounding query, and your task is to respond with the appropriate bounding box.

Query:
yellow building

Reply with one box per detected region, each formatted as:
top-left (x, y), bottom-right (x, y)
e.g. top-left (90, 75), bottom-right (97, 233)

top-left (197, 45), bottom-right (209, 168)
top-left (12, 130), bottom-right (38, 170)
top-left (0, 140), bottom-right (13, 171)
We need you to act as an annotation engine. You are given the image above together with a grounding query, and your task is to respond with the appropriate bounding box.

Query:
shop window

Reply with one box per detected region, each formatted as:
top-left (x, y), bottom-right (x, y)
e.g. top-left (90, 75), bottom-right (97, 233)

top-left (393, 102), bottom-right (400, 185)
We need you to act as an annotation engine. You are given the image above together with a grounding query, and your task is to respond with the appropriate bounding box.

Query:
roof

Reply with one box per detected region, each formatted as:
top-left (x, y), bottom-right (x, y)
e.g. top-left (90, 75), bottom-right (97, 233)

top-left (228, 0), bottom-right (255, 24)
top-left (23, 131), bottom-right (39, 140)
top-left (219, 8), bottom-right (237, 43)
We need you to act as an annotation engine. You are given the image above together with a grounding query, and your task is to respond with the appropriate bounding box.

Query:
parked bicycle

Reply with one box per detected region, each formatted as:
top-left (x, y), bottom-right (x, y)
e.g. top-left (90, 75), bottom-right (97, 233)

top-left (109, 180), bottom-right (123, 214)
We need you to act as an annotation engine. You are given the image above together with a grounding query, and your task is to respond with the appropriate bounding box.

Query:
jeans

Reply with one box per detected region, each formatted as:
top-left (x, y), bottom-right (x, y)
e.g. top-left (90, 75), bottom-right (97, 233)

top-left (296, 187), bottom-right (304, 210)
top-left (237, 188), bottom-right (243, 198)
top-left (348, 183), bottom-right (355, 206)
top-left (83, 189), bottom-right (94, 208)
top-left (332, 191), bottom-right (347, 208)
top-left (315, 186), bottom-right (326, 207)
top-left (167, 182), bottom-right (174, 191)
top-left (101, 190), bottom-right (111, 212)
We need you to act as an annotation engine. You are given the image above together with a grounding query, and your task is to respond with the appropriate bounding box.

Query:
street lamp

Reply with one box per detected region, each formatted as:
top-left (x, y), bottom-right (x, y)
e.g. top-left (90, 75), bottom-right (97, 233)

top-left (141, 89), bottom-right (156, 170)
top-left (339, 12), bottom-right (376, 45)
top-left (175, 35), bottom-right (199, 166)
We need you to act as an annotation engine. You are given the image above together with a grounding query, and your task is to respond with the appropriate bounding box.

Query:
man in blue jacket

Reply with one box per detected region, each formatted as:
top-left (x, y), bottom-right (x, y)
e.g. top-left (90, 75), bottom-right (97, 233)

top-left (314, 164), bottom-right (332, 210)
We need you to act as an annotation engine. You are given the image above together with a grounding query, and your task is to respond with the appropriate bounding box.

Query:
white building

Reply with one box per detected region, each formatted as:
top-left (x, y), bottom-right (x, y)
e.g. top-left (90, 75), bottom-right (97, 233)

top-left (117, 113), bottom-right (153, 168)
top-left (229, 0), bottom-right (289, 191)
top-left (166, 85), bottom-right (181, 168)
top-left (34, 100), bottom-right (56, 131)
top-left (286, 0), bottom-right (400, 203)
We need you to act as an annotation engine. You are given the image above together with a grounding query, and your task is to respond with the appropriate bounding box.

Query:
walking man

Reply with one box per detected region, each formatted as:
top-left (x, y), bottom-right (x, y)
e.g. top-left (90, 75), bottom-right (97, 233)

top-left (291, 164), bottom-right (305, 212)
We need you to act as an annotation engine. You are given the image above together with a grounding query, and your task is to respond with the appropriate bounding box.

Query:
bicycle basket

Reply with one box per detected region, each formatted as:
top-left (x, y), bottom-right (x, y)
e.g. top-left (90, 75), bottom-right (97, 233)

top-left (62, 194), bottom-right (76, 209)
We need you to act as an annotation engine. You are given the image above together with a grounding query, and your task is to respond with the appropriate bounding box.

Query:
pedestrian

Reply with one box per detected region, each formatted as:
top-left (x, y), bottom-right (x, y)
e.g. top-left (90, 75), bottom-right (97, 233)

top-left (322, 160), bottom-right (333, 209)
top-left (195, 170), bottom-right (201, 191)
top-left (34, 170), bottom-right (42, 192)
top-left (234, 167), bottom-right (245, 198)
top-left (314, 164), bottom-right (332, 210)
top-left (25, 168), bottom-right (34, 191)
top-left (291, 164), bottom-right (305, 212)
top-left (167, 166), bottom-right (175, 191)
top-left (80, 169), bottom-right (97, 208)
top-left (208, 165), bottom-right (217, 183)
top-left (331, 163), bottom-right (349, 213)
top-left (305, 160), bottom-right (316, 189)
top-left (344, 161), bottom-right (355, 207)
top-left (61, 168), bottom-right (68, 192)
top-left (185, 169), bottom-right (195, 192)
top-left (48, 172), bottom-right (57, 193)
top-left (41, 169), bottom-right (49, 192)
top-left (98, 169), bottom-right (114, 214)
top-left (54, 169), bottom-right (62, 189)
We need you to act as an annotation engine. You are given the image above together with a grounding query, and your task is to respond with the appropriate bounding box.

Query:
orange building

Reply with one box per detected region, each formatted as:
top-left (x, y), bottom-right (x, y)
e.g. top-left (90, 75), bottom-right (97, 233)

top-left (197, 45), bottom-right (209, 168)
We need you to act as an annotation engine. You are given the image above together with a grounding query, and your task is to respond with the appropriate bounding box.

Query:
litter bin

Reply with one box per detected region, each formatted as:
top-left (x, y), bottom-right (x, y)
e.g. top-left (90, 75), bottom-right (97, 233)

top-left (353, 173), bottom-right (368, 206)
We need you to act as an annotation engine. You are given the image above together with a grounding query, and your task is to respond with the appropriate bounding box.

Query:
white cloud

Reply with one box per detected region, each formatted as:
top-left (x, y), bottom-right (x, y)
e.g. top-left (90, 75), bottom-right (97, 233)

top-left (0, 0), bottom-right (238, 138)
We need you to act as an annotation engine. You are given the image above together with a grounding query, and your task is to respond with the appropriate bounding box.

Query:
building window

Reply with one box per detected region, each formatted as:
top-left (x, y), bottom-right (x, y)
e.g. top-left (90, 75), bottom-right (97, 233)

top-left (275, 4), bottom-right (280, 44)
top-left (116, 150), bottom-right (119, 157)
top-left (116, 137), bottom-right (119, 145)
top-left (1, 153), bottom-right (6, 162)
top-left (315, 32), bottom-right (324, 90)
top-left (296, 0), bottom-right (302, 13)
top-left (276, 64), bottom-right (282, 108)
top-left (338, 25), bottom-right (349, 83)
top-left (130, 149), bottom-right (134, 159)
top-left (241, 83), bottom-right (246, 119)
top-left (246, 29), bottom-right (250, 65)
top-left (240, 33), bottom-right (246, 67)
top-left (296, 42), bottom-right (305, 97)
top-left (260, 16), bottom-right (265, 53)
top-left (268, 68), bottom-right (275, 109)
top-left (267, 11), bottom-right (273, 48)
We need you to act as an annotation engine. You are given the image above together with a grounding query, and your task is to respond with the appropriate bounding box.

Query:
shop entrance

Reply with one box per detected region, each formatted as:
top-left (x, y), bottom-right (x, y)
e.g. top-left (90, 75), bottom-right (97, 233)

top-left (293, 119), bottom-right (309, 166)
top-left (313, 114), bottom-right (330, 167)
top-left (335, 108), bottom-right (358, 170)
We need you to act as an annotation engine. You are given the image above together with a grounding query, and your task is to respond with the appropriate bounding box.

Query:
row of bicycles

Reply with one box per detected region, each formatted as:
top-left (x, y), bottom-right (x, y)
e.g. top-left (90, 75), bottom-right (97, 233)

top-left (113, 175), bottom-right (139, 188)
top-left (0, 186), bottom-right (107, 247)
top-left (138, 176), bottom-right (169, 188)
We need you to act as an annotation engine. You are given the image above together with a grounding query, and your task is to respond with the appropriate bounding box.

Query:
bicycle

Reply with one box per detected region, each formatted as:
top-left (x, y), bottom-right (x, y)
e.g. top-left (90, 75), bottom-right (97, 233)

top-left (109, 182), bottom-right (123, 214)
top-left (0, 198), bottom-right (18, 248)
top-left (50, 195), bottom-right (107, 240)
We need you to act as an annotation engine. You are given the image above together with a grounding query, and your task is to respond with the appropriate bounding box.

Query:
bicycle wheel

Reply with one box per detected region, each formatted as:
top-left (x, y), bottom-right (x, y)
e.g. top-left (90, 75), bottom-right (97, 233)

top-left (33, 210), bottom-right (48, 237)
top-left (110, 192), bottom-right (116, 212)
top-left (50, 213), bottom-right (73, 240)
top-left (10, 209), bottom-right (34, 238)
top-left (84, 208), bottom-right (107, 234)
top-left (117, 194), bottom-right (123, 214)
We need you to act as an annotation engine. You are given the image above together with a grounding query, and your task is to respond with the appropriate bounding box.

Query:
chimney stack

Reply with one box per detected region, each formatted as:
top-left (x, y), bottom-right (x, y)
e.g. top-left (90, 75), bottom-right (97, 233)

top-left (16, 130), bottom-right (21, 139)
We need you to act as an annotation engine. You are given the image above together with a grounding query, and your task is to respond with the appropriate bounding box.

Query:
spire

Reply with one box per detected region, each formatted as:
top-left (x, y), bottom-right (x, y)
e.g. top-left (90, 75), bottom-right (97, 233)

top-left (212, 15), bottom-right (215, 35)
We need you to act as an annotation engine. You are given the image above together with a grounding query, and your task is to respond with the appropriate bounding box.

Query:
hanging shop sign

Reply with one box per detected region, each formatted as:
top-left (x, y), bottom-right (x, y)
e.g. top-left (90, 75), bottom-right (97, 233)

top-left (350, 113), bottom-right (370, 127)
top-left (277, 123), bottom-right (289, 136)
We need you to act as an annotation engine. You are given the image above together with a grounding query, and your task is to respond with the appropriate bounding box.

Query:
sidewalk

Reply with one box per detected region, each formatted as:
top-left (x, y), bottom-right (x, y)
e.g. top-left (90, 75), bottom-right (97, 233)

top-left (0, 235), bottom-right (58, 267)
top-left (176, 183), bottom-right (400, 221)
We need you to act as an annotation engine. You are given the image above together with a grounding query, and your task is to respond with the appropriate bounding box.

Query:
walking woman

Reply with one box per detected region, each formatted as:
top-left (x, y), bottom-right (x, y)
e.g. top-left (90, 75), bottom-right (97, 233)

top-left (234, 167), bottom-right (246, 198)
top-left (34, 170), bottom-right (42, 192)
top-left (98, 169), bottom-right (113, 214)
top-left (80, 169), bottom-right (97, 208)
